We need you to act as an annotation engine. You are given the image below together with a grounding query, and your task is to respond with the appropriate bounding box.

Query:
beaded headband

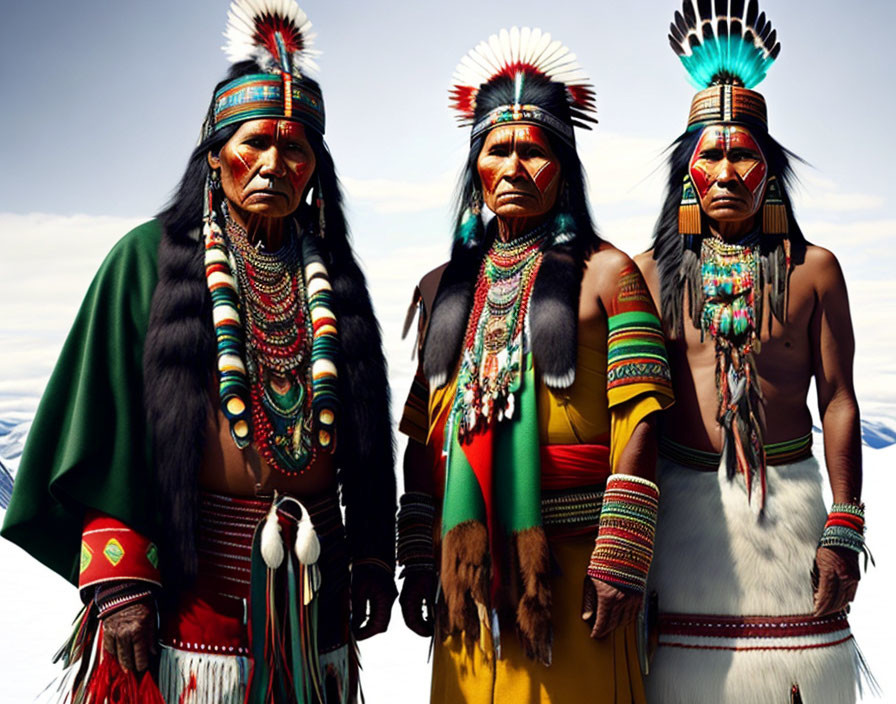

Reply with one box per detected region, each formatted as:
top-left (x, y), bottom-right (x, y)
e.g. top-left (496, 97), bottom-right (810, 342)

top-left (451, 27), bottom-right (596, 145)
top-left (211, 0), bottom-right (325, 135)
top-left (669, 0), bottom-right (781, 130)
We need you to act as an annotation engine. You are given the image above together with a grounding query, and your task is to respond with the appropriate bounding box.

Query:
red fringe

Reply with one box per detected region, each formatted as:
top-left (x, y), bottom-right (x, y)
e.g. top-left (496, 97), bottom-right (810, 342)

top-left (83, 652), bottom-right (165, 704)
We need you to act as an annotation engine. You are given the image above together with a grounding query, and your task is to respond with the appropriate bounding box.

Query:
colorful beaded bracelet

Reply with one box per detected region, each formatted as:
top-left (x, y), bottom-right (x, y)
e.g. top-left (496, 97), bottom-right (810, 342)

top-left (819, 502), bottom-right (874, 569)
top-left (587, 474), bottom-right (659, 594)
top-left (397, 492), bottom-right (437, 574)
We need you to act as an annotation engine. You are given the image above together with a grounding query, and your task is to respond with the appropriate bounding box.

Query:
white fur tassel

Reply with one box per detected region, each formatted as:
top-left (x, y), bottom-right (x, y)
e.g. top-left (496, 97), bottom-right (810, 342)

top-left (260, 502), bottom-right (285, 569)
top-left (294, 503), bottom-right (321, 565)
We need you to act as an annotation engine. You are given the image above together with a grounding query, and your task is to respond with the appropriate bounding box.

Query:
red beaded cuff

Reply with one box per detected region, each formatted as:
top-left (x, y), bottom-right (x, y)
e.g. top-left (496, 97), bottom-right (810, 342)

top-left (587, 475), bottom-right (659, 594)
top-left (79, 512), bottom-right (162, 591)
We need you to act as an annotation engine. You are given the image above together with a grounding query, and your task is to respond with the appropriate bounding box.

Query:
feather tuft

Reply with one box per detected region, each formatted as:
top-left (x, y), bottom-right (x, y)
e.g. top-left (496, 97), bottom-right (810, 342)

top-left (223, 0), bottom-right (319, 78)
top-left (668, 0), bottom-right (780, 89)
top-left (449, 26), bottom-right (595, 124)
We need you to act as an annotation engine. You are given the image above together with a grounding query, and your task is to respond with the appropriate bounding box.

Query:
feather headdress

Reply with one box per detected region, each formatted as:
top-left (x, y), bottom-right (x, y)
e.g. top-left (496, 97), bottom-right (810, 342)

top-left (669, 0), bottom-right (780, 128)
top-left (450, 27), bottom-right (596, 144)
top-left (223, 0), bottom-right (319, 78)
top-left (211, 0), bottom-right (325, 135)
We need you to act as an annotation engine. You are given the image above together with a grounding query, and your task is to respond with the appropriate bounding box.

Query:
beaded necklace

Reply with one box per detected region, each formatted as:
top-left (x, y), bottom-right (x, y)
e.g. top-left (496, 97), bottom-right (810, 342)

top-left (203, 201), bottom-right (339, 477)
top-left (699, 232), bottom-right (767, 510)
top-left (226, 217), bottom-right (317, 474)
top-left (453, 224), bottom-right (548, 441)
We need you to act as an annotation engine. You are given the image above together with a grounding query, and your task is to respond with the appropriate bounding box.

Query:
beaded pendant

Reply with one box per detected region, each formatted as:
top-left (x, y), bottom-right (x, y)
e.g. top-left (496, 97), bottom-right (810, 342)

top-left (699, 232), bottom-right (767, 511)
top-left (453, 225), bottom-right (547, 442)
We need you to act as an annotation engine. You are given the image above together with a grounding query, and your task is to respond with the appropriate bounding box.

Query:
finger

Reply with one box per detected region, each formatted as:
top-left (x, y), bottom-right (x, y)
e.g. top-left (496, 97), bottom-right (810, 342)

top-left (841, 580), bottom-right (858, 607)
top-left (400, 593), bottom-right (429, 637)
top-left (351, 586), bottom-right (370, 633)
top-left (133, 638), bottom-right (150, 673)
top-left (581, 578), bottom-right (596, 621)
top-left (592, 593), bottom-right (611, 639)
top-left (814, 572), bottom-right (840, 617)
top-left (103, 627), bottom-right (117, 656)
top-left (117, 634), bottom-right (136, 672)
top-left (359, 598), bottom-right (391, 640)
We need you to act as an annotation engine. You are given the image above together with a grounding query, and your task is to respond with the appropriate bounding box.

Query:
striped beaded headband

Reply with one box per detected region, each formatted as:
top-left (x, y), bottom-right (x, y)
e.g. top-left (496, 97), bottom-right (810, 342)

top-left (212, 73), bottom-right (325, 134)
top-left (470, 102), bottom-right (574, 144)
top-left (669, 0), bottom-right (781, 131)
top-left (212, 0), bottom-right (324, 135)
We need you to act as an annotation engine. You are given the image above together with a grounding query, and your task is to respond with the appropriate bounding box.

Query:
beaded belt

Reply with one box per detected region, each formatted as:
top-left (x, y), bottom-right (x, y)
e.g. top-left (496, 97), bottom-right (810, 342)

top-left (541, 485), bottom-right (604, 537)
top-left (658, 611), bottom-right (852, 652)
top-left (197, 490), bottom-right (345, 601)
top-left (659, 432), bottom-right (813, 471)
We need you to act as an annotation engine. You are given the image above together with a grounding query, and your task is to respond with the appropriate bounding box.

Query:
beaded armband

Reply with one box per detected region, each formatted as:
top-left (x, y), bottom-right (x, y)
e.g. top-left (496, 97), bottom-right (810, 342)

top-left (79, 512), bottom-right (162, 595)
top-left (94, 581), bottom-right (154, 618)
top-left (587, 475), bottom-right (659, 593)
top-left (396, 492), bottom-right (437, 575)
top-left (819, 502), bottom-right (873, 568)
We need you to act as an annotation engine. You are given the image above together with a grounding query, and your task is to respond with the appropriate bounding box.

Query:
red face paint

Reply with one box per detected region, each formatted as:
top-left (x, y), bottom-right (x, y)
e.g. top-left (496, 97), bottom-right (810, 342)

top-left (476, 124), bottom-right (562, 220)
top-left (689, 124), bottom-right (768, 220)
top-left (214, 118), bottom-right (316, 226)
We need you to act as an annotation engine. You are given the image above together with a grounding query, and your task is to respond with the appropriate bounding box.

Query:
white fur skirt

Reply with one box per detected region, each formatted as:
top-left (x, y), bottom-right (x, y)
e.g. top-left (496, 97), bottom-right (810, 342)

top-left (645, 456), bottom-right (860, 704)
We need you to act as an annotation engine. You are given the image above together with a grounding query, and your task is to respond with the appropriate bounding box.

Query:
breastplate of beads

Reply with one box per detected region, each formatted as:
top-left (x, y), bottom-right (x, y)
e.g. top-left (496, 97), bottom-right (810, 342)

top-left (454, 225), bottom-right (547, 442)
top-left (226, 218), bottom-right (315, 475)
top-left (700, 233), bottom-right (760, 352)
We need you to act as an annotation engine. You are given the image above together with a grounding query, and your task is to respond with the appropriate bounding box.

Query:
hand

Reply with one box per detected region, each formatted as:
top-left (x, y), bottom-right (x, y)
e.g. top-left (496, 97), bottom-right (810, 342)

top-left (812, 546), bottom-right (860, 617)
top-left (399, 569), bottom-right (437, 638)
top-left (581, 577), bottom-right (642, 639)
top-left (351, 563), bottom-right (398, 640)
top-left (101, 600), bottom-right (157, 672)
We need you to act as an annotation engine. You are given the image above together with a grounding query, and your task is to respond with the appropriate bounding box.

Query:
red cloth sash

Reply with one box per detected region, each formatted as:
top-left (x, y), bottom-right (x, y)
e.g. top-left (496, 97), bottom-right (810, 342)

top-left (540, 443), bottom-right (611, 492)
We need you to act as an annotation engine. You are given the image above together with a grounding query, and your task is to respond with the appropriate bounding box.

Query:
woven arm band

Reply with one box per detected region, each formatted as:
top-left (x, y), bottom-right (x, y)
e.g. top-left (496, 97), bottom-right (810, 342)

top-left (587, 474), bottom-right (659, 593)
top-left (396, 492), bottom-right (436, 575)
top-left (819, 502), bottom-right (874, 569)
top-left (94, 581), bottom-right (155, 618)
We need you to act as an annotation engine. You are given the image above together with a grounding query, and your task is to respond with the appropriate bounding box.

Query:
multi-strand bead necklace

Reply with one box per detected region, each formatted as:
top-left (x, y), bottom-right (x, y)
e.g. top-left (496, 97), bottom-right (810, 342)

top-left (226, 217), bottom-right (317, 474)
top-left (454, 224), bottom-right (548, 441)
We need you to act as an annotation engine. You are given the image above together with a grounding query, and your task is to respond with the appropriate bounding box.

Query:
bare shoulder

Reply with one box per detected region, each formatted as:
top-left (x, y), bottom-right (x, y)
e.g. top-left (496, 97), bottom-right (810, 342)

top-left (798, 245), bottom-right (847, 293)
top-left (583, 242), bottom-right (637, 287)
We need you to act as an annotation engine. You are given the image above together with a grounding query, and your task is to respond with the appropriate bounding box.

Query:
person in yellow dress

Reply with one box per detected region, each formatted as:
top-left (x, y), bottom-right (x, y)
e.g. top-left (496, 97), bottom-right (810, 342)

top-left (395, 27), bottom-right (675, 703)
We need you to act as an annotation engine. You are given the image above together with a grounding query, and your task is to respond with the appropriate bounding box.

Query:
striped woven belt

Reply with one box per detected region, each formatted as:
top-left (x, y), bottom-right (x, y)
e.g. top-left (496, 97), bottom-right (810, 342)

top-left (659, 432), bottom-right (813, 471)
top-left (541, 485), bottom-right (604, 537)
top-left (197, 490), bottom-right (345, 601)
top-left (658, 611), bottom-right (852, 651)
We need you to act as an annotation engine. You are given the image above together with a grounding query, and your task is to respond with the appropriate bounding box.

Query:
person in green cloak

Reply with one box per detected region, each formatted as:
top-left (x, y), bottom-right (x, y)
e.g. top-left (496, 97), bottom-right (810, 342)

top-left (1, 1), bottom-right (396, 702)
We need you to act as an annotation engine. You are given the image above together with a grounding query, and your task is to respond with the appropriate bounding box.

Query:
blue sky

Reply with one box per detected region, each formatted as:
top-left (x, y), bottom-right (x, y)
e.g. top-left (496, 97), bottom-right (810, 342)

top-left (0, 0), bottom-right (894, 413)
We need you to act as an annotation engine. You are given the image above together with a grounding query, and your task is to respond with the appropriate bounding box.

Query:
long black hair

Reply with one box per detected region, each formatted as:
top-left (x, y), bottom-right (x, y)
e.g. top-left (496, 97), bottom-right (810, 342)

top-left (650, 125), bottom-right (807, 338)
top-left (145, 61), bottom-right (394, 587)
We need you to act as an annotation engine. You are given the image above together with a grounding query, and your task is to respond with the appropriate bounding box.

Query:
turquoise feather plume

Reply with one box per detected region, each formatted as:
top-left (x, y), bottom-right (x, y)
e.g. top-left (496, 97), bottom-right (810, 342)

top-left (668, 0), bottom-right (781, 90)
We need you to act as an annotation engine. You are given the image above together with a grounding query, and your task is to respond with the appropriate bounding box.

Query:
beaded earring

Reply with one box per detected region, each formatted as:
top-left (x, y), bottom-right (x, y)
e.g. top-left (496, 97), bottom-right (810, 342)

top-left (678, 175), bottom-right (702, 235)
top-left (456, 187), bottom-right (484, 245)
top-left (209, 168), bottom-right (222, 190)
top-left (551, 181), bottom-right (576, 245)
top-left (762, 176), bottom-right (788, 235)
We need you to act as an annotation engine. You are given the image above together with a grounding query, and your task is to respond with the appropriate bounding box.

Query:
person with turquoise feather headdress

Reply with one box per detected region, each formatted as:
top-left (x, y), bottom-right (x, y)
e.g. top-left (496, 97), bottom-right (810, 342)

top-left (635, 1), bottom-right (873, 702)
top-left (395, 27), bottom-right (674, 704)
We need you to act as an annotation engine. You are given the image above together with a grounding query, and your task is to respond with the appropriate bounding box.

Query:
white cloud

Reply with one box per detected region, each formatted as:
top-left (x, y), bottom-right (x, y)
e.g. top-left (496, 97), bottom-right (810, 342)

top-left (792, 174), bottom-right (886, 213)
top-left (341, 173), bottom-right (456, 214)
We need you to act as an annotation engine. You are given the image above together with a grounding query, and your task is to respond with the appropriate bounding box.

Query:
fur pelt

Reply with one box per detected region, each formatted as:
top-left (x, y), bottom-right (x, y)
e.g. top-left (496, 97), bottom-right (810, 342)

top-left (649, 456), bottom-right (827, 614)
top-left (529, 245), bottom-right (581, 390)
top-left (646, 635), bottom-right (858, 704)
top-left (512, 526), bottom-right (553, 665)
top-left (422, 242), bottom-right (482, 388)
top-left (440, 520), bottom-right (490, 648)
top-left (646, 456), bottom-right (860, 703)
top-left (143, 227), bottom-right (214, 587)
top-left (422, 237), bottom-right (583, 391)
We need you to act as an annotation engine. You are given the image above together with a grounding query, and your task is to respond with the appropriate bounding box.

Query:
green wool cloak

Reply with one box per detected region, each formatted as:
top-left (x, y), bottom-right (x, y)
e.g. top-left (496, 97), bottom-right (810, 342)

top-left (1, 221), bottom-right (162, 585)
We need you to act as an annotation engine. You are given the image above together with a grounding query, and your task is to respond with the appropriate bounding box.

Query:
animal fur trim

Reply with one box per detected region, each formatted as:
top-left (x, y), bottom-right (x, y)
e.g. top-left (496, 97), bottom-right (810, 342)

top-left (512, 526), bottom-right (553, 665)
top-left (529, 245), bottom-right (580, 391)
top-left (440, 520), bottom-right (490, 647)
